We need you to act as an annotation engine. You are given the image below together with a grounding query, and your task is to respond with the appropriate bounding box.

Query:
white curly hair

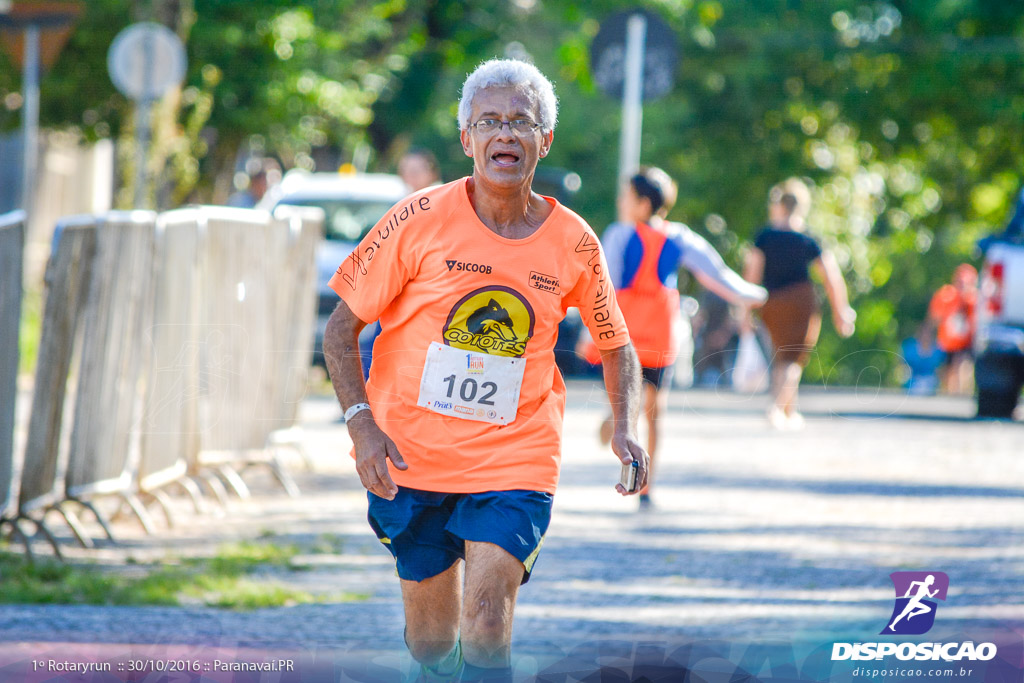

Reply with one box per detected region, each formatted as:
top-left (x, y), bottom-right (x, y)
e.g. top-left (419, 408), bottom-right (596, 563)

top-left (457, 59), bottom-right (558, 134)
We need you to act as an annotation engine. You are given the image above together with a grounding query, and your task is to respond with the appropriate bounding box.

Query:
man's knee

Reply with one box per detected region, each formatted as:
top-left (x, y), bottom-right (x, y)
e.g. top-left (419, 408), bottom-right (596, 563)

top-left (462, 599), bottom-right (512, 661)
top-left (405, 629), bottom-right (459, 666)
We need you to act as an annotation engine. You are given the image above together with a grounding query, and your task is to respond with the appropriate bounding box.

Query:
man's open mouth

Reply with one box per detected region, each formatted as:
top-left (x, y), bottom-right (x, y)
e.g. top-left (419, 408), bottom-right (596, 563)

top-left (491, 151), bottom-right (521, 166)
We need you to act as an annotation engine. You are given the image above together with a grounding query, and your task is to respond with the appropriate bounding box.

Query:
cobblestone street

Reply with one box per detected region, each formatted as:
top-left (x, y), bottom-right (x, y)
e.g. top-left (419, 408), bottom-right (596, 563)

top-left (2, 382), bottom-right (1022, 680)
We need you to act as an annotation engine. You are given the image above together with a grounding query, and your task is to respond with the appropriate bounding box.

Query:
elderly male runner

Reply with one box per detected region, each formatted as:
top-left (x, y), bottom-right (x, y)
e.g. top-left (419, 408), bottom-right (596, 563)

top-left (323, 59), bottom-right (648, 682)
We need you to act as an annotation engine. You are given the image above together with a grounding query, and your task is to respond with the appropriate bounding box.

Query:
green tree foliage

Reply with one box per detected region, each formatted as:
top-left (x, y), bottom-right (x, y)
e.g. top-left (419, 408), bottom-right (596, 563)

top-left (486, 0), bottom-right (1024, 386)
top-left (2, 0), bottom-right (1022, 384)
top-left (0, 0), bottom-right (460, 203)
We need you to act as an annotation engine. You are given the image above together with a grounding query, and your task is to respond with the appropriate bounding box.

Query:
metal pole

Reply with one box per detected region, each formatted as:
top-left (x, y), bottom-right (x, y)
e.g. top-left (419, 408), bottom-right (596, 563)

top-left (617, 13), bottom-right (646, 189)
top-left (134, 99), bottom-right (151, 209)
top-left (20, 22), bottom-right (40, 214)
top-left (133, 25), bottom-right (156, 209)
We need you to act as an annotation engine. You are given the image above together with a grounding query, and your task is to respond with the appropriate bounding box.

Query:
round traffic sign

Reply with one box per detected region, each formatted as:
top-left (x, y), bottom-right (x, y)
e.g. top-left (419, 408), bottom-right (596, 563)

top-left (591, 8), bottom-right (679, 101)
top-left (107, 22), bottom-right (186, 101)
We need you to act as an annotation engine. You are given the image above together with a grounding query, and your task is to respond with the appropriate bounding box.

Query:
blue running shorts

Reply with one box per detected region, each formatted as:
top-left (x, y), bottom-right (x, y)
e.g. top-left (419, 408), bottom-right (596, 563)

top-left (367, 487), bottom-right (553, 584)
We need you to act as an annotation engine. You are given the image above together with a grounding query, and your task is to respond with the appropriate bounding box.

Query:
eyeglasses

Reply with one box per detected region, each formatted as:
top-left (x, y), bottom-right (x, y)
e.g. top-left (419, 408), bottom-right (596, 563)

top-left (469, 119), bottom-right (541, 136)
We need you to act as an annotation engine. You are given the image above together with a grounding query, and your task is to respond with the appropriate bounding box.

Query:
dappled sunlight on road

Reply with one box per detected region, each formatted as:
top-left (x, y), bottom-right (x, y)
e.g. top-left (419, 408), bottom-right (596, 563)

top-left (518, 383), bottom-right (1024, 639)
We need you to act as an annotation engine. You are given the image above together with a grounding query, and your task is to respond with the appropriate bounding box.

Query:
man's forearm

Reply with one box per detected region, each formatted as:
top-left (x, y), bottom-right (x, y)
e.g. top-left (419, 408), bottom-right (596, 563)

top-left (599, 342), bottom-right (642, 434)
top-left (323, 300), bottom-right (370, 411)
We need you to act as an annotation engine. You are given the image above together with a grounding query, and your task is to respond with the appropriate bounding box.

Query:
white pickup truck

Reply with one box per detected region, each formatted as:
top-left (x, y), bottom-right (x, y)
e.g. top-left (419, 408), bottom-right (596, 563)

top-left (975, 240), bottom-right (1024, 418)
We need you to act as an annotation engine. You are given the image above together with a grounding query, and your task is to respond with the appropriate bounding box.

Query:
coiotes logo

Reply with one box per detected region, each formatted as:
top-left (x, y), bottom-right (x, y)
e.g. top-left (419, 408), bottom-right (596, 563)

top-left (442, 286), bottom-right (535, 357)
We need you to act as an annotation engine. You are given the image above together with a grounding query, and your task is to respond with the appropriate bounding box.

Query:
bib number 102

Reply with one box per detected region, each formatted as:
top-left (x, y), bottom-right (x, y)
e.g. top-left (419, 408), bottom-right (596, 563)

top-left (443, 375), bottom-right (497, 405)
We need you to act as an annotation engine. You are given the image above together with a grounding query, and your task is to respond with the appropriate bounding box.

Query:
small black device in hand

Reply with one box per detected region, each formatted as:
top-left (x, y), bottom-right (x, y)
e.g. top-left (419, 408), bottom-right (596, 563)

top-left (619, 459), bottom-right (639, 493)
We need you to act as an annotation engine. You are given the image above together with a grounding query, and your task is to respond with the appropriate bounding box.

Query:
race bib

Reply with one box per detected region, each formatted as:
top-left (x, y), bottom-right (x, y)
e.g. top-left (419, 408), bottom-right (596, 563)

top-left (418, 342), bottom-right (525, 424)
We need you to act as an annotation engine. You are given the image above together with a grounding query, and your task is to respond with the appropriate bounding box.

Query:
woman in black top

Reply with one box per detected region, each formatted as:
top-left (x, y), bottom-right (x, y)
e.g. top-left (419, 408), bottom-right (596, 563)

top-left (743, 178), bottom-right (856, 429)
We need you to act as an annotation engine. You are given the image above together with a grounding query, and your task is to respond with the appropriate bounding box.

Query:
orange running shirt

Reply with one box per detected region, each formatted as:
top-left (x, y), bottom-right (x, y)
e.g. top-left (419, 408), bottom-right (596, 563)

top-left (609, 222), bottom-right (682, 368)
top-left (328, 178), bottom-right (630, 494)
top-left (929, 284), bottom-right (975, 353)
top-left (579, 222), bottom-right (682, 368)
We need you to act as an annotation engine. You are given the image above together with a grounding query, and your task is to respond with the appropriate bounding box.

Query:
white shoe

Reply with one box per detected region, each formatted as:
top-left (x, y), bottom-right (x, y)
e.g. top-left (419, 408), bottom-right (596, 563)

top-left (767, 407), bottom-right (788, 430)
top-left (787, 411), bottom-right (806, 430)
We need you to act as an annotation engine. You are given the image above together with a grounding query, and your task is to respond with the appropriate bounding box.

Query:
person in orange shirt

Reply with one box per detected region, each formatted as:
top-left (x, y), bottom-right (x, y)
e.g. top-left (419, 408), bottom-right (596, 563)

top-left (928, 263), bottom-right (977, 395)
top-left (323, 59), bottom-right (648, 683)
top-left (580, 167), bottom-right (767, 509)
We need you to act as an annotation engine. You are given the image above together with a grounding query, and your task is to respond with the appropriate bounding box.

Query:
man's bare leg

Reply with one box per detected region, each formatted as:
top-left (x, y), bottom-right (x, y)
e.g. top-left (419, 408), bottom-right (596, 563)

top-left (461, 541), bottom-right (524, 671)
top-left (400, 561), bottom-right (463, 667)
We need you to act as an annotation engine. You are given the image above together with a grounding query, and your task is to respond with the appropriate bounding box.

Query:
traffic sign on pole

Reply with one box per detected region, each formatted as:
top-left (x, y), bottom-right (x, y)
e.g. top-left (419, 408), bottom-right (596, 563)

top-left (0, 1), bottom-right (82, 69)
top-left (0, 2), bottom-right (83, 215)
top-left (107, 22), bottom-right (187, 208)
top-left (591, 8), bottom-right (678, 102)
top-left (590, 8), bottom-right (679, 192)
top-left (107, 22), bottom-right (186, 102)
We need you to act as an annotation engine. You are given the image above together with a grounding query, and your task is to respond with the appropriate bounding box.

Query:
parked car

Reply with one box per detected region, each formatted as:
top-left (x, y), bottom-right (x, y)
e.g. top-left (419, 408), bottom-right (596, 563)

top-left (261, 170), bottom-right (409, 365)
top-left (974, 240), bottom-right (1024, 418)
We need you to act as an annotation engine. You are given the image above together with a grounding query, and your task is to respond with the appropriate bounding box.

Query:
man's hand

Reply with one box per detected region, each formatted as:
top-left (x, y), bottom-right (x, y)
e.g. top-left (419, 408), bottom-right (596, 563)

top-left (611, 431), bottom-right (649, 496)
top-left (347, 411), bottom-right (408, 500)
top-left (596, 342), bottom-right (647, 496)
top-left (324, 299), bottom-right (408, 500)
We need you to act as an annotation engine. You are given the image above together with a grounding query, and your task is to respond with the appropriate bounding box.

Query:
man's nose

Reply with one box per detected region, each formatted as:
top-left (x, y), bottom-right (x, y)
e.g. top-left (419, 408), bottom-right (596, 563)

top-left (494, 121), bottom-right (517, 140)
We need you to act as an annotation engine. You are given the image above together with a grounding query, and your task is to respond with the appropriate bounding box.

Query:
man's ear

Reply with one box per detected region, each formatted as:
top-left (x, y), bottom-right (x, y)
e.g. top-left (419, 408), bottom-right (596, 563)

top-left (460, 128), bottom-right (473, 157)
top-left (539, 130), bottom-right (554, 158)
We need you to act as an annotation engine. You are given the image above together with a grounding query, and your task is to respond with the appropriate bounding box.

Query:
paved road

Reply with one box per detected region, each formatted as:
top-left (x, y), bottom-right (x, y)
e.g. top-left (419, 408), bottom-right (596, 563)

top-left (1, 383), bottom-right (1022, 679)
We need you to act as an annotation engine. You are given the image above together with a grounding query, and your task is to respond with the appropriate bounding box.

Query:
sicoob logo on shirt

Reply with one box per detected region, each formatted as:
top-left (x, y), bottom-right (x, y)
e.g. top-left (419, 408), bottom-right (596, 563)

top-left (442, 286), bottom-right (535, 357)
top-left (446, 259), bottom-right (492, 274)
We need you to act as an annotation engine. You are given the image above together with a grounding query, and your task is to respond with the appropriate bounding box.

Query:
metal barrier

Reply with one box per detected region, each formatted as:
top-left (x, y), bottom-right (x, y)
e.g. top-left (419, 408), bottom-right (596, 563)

top-left (0, 211), bottom-right (25, 548)
top-left (134, 206), bottom-right (321, 521)
top-left (63, 212), bottom-right (158, 530)
top-left (10, 205), bottom-right (322, 554)
top-left (18, 216), bottom-right (99, 555)
top-left (136, 209), bottom-right (204, 521)
top-left (191, 207), bottom-right (320, 499)
top-left (135, 206), bottom-right (320, 516)
top-left (264, 206), bottom-right (321, 469)
top-left (17, 213), bottom-right (159, 552)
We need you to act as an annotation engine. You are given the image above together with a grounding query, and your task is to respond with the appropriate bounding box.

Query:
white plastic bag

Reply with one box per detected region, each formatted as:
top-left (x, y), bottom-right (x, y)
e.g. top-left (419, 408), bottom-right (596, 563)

top-left (732, 330), bottom-right (770, 394)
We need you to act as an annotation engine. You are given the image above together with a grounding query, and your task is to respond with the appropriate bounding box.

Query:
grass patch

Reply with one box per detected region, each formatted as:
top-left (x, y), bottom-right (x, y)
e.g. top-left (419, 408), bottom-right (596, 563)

top-left (311, 533), bottom-right (345, 555)
top-left (0, 541), bottom-right (368, 610)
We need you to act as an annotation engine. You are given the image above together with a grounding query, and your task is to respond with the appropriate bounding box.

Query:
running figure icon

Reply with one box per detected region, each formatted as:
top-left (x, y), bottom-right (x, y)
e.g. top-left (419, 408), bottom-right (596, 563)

top-left (882, 571), bottom-right (949, 635)
top-left (888, 574), bottom-right (939, 632)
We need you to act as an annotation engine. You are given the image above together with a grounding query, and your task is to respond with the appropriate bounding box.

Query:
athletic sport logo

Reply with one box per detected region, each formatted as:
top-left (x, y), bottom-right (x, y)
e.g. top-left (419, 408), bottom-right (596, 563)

top-left (443, 286), bottom-right (536, 357)
top-left (883, 572), bottom-right (949, 635)
top-left (529, 271), bottom-right (560, 295)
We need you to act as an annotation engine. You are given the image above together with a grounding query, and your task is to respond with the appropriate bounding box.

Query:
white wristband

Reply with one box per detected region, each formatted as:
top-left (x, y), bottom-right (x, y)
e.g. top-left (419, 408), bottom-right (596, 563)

top-left (344, 402), bottom-right (372, 421)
